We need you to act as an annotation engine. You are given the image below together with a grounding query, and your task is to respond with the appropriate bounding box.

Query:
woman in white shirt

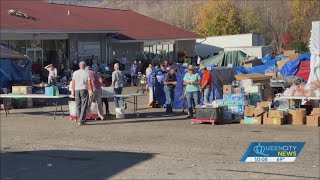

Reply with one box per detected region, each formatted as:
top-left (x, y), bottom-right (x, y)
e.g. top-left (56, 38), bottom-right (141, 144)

top-left (45, 64), bottom-right (58, 85)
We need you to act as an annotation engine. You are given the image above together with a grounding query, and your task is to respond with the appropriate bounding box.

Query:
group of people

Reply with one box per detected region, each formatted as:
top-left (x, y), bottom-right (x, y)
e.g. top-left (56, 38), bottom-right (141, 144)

top-left (70, 61), bottom-right (126, 126)
top-left (163, 64), bottom-right (212, 118)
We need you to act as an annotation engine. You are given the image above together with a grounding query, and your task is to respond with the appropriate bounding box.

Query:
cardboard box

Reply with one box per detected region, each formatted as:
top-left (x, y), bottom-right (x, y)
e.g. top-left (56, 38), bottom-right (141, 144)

top-left (243, 58), bottom-right (263, 66)
top-left (257, 101), bottom-right (272, 108)
top-left (263, 111), bottom-right (268, 121)
top-left (306, 115), bottom-right (320, 126)
top-left (312, 108), bottom-right (320, 116)
top-left (12, 86), bottom-right (20, 94)
top-left (19, 86), bottom-right (32, 94)
top-left (223, 85), bottom-right (233, 94)
top-left (235, 74), bottom-right (272, 81)
top-left (265, 72), bottom-right (277, 79)
top-left (241, 79), bottom-right (253, 87)
top-left (234, 88), bottom-right (244, 94)
top-left (11, 86), bottom-right (32, 94)
top-left (264, 117), bottom-right (284, 125)
top-left (244, 105), bottom-right (255, 117)
top-left (268, 110), bottom-right (284, 118)
top-left (277, 58), bottom-right (290, 69)
top-left (244, 116), bottom-right (262, 124)
top-left (244, 63), bottom-right (253, 68)
top-left (284, 50), bottom-right (299, 60)
top-left (254, 107), bottom-right (265, 117)
top-left (288, 109), bottom-right (307, 125)
top-left (244, 86), bottom-right (263, 93)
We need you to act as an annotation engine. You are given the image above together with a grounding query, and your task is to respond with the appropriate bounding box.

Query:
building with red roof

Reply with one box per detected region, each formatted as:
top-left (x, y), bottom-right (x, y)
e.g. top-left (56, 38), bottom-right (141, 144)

top-left (0, 0), bottom-right (201, 72)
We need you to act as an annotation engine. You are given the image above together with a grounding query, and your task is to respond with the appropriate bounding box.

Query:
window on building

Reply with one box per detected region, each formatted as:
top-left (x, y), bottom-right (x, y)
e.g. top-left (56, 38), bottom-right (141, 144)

top-left (8, 40), bottom-right (26, 55)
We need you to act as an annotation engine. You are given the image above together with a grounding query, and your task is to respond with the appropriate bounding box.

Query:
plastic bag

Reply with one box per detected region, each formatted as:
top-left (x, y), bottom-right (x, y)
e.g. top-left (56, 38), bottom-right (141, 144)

top-left (283, 87), bottom-right (294, 97)
top-left (115, 108), bottom-right (125, 119)
top-left (293, 89), bottom-right (304, 96)
top-left (314, 88), bottom-right (320, 97)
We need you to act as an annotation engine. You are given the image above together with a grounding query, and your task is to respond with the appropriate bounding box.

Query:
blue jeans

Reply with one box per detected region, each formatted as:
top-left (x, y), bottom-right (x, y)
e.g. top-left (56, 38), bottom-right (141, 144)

top-left (164, 86), bottom-right (175, 112)
top-left (203, 87), bottom-right (212, 104)
top-left (114, 87), bottom-right (124, 108)
top-left (131, 75), bottom-right (137, 86)
top-left (186, 91), bottom-right (200, 117)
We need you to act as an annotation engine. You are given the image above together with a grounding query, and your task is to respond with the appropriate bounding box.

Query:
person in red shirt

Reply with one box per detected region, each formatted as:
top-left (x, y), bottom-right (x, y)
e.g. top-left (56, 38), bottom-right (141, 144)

top-left (85, 66), bottom-right (105, 120)
top-left (200, 65), bottom-right (213, 104)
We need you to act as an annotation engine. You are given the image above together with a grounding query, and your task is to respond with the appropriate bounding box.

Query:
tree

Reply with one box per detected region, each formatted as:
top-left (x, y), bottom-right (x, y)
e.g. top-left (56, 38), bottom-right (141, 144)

top-left (282, 33), bottom-right (294, 50)
top-left (239, 5), bottom-right (265, 34)
top-left (290, 39), bottom-right (309, 53)
top-left (196, 0), bottom-right (242, 36)
top-left (290, 0), bottom-right (320, 44)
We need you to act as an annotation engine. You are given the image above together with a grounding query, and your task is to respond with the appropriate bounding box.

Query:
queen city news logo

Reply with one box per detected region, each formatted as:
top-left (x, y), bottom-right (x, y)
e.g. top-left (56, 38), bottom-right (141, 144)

top-left (240, 142), bottom-right (305, 162)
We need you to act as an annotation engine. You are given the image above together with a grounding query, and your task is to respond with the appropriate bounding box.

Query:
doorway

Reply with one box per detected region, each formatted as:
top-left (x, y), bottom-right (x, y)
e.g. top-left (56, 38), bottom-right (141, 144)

top-left (26, 48), bottom-right (43, 67)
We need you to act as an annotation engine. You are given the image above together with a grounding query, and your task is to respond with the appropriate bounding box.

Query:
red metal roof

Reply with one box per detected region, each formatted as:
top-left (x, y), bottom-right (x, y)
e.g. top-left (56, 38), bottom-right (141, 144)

top-left (0, 0), bottom-right (201, 40)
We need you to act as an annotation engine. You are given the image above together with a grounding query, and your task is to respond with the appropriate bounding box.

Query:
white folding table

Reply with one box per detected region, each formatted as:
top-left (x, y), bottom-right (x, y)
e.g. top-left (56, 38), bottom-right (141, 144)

top-left (278, 96), bottom-right (320, 108)
top-left (0, 94), bottom-right (69, 120)
top-left (113, 93), bottom-right (146, 116)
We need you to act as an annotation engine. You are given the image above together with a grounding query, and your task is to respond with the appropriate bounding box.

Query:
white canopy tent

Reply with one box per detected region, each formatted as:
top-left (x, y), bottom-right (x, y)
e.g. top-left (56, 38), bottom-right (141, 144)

top-left (307, 21), bottom-right (320, 84)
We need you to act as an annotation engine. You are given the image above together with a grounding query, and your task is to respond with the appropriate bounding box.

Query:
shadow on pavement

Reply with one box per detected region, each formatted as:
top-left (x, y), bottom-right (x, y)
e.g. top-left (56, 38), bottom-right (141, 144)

top-left (1, 150), bottom-right (154, 180)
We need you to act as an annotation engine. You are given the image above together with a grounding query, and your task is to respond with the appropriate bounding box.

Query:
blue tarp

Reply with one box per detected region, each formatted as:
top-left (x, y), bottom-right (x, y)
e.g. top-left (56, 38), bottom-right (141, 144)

top-left (279, 54), bottom-right (311, 76)
top-left (0, 58), bottom-right (32, 88)
top-left (236, 55), bottom-right (289, 75)
top-left (147, 69), bottom-right (187, 109)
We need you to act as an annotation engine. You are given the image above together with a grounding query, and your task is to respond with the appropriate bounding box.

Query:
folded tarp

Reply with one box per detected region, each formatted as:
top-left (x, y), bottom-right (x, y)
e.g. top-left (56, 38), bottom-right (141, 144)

top-left (201, 51), bottom-right (247, 67)
top-left (279, 54), bottom-right (311, 76)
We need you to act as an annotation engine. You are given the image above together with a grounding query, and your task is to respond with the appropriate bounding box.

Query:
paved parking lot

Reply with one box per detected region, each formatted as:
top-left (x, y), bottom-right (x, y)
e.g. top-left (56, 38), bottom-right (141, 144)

top-left (1, 87), bottom-right (319, 179)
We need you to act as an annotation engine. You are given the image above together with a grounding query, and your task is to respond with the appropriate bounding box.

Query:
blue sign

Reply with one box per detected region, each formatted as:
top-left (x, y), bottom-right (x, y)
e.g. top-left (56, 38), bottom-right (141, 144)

top-left (241, 142), bottom-right (305, 162)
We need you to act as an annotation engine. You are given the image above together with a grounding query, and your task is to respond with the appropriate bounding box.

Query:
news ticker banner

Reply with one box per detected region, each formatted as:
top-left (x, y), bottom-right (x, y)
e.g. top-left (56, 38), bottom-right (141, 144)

top-left (241, 142), bottom-right (305, 162)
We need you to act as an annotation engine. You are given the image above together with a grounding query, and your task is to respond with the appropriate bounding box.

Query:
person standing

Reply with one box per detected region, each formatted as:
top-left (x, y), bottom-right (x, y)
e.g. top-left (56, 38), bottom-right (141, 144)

top-left (145, 64), bottom-right (153, 78)
top-left (44, 64), bottom-right (58, 85)
top-left (91, 60), bottom-right (99, 73)
top-left (164, 67), bottom-right (177, 113)
top-left (111, 63), bottom-right (126, 109)
top-left (120, 55), bottom-right (127, 70)
top-left (130, 61), bottom-right (138, 86)
top-left (71, 61), bottom-right (93, 126)
top-left (200, 65), bottom-right (213, 104)
top-left (85, 66), bottom-right (105, 120)
top-left (72, 60), bottom-right (79, 72)
top-left (98, 74), bottom-right (112, 116)
top-left (137, 60), bottom-right (144, 74)
top-left (183, 65), bottom-right (201, 118)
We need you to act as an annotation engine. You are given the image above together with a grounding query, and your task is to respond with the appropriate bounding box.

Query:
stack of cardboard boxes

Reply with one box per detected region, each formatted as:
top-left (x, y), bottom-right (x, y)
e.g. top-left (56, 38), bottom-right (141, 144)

top-left (265, 110), bottom-right (285, 125)
top-left (241, 101), bottom-right (270, 125)
top-left (235, 74), bottom-right (273, 101)
top-left (306, 108), bottom-right (320, 126)
top-left (11, 86), bottom-right (33, 108)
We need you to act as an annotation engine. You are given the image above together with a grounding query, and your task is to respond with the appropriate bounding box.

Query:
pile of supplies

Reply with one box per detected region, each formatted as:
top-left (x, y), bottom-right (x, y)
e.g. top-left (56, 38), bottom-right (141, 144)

top-left (282, 81), bottom-right (320, 97)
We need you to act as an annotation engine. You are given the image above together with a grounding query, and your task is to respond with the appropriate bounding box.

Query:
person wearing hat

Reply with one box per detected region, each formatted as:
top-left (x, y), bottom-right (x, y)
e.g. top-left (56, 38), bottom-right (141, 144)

top-left (164, 66), bottom-right (177, 113)
top-left (183, 65), bottom-right (201, 118)
top-left (200, 65), bottom-right (213, 104)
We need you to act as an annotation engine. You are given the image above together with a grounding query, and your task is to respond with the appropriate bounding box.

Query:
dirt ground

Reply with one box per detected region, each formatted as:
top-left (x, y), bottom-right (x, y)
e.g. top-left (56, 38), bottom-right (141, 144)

top-left (1, 87), bottom-right (319, 180)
